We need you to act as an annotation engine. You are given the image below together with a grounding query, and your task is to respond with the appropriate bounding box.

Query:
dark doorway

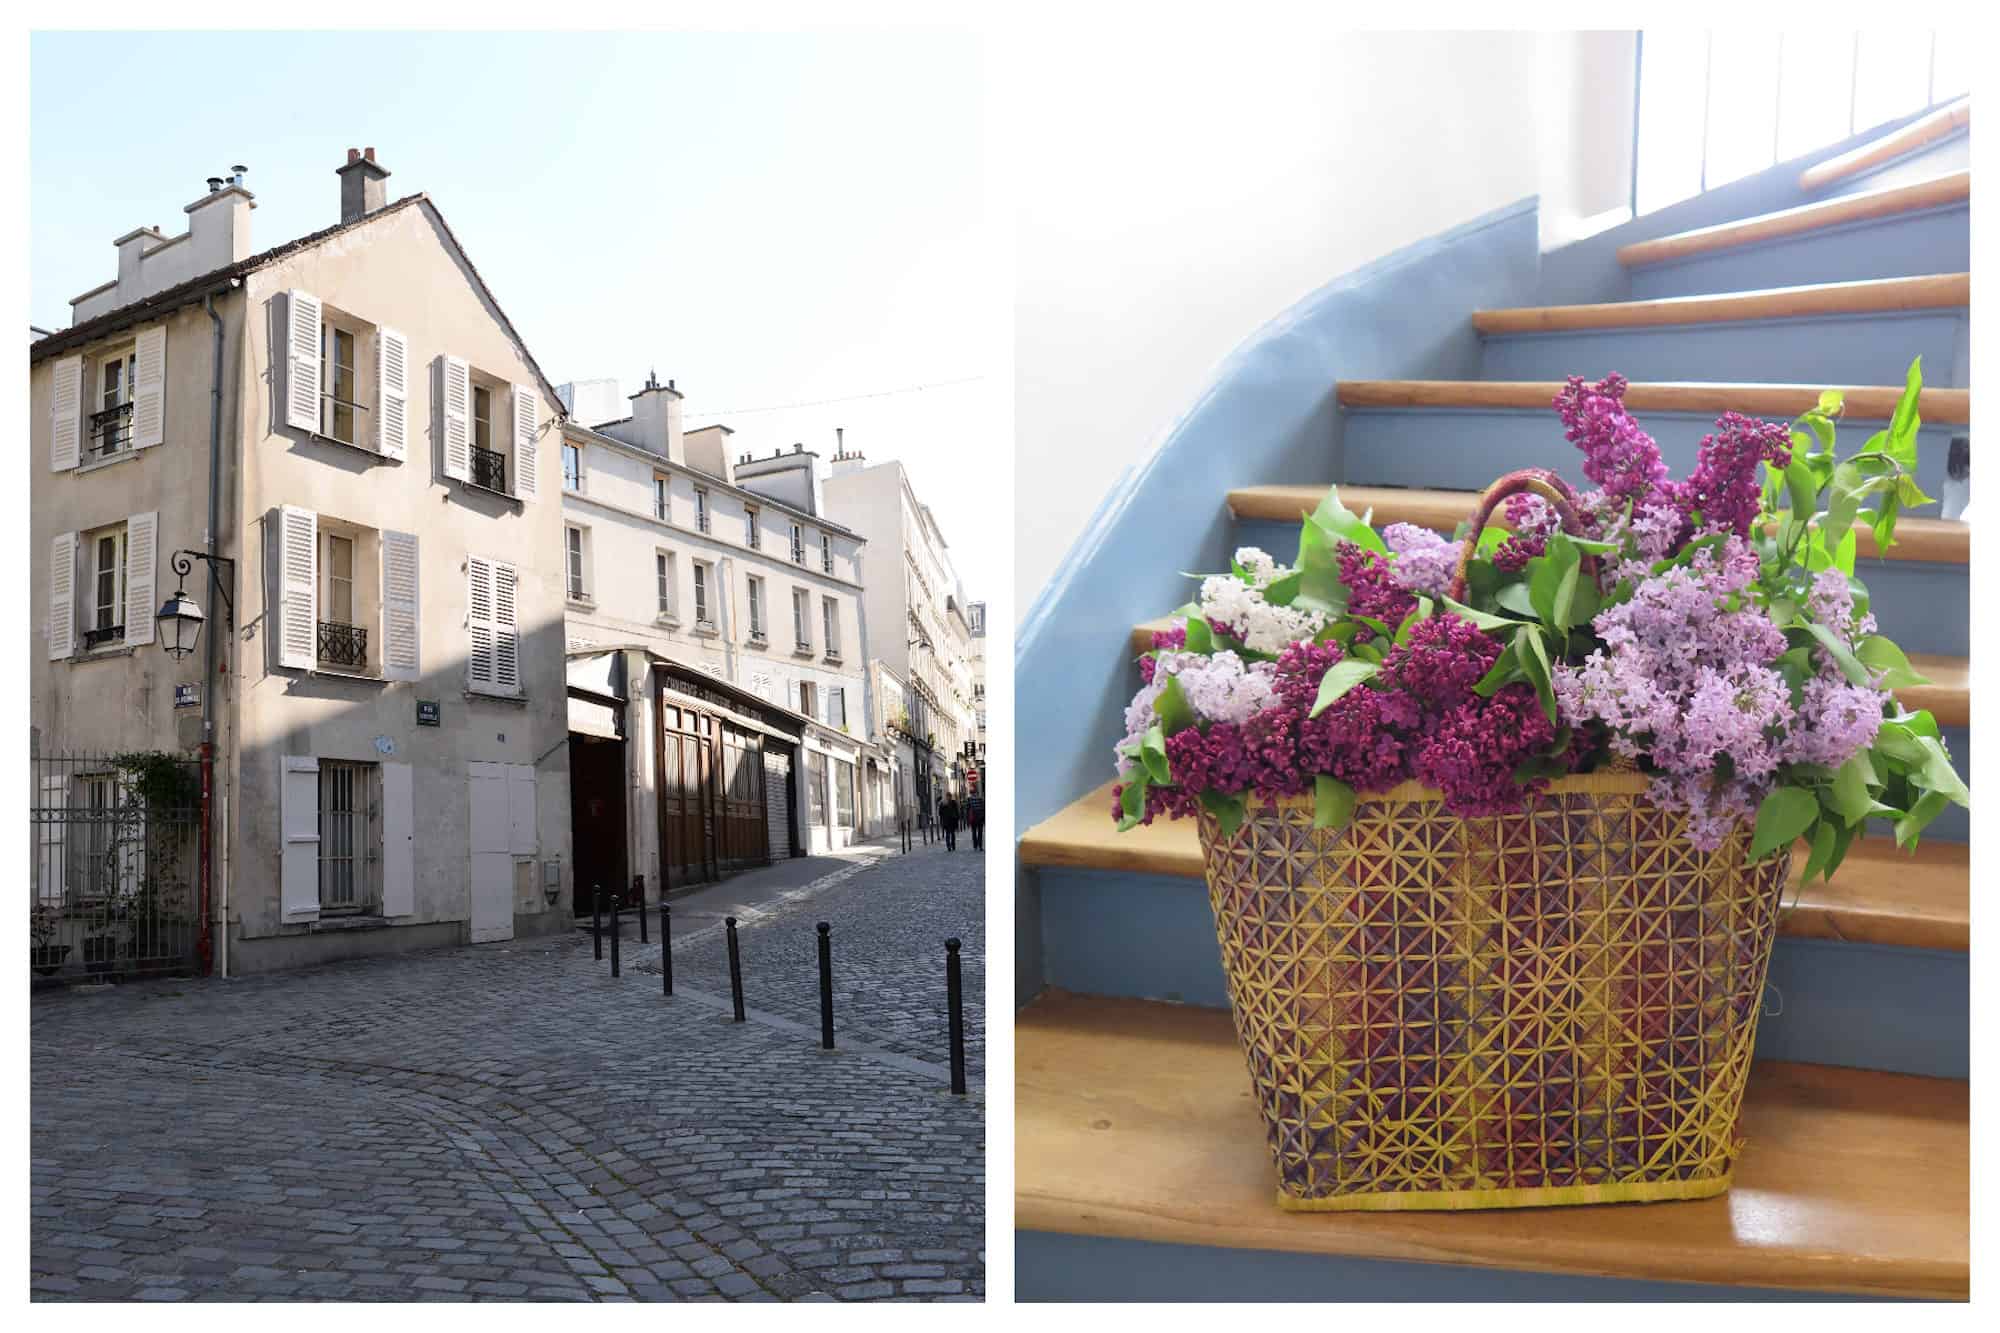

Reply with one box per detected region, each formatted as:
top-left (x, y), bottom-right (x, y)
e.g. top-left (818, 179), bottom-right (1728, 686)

top-left (568, 733), bottom-right (630, 916)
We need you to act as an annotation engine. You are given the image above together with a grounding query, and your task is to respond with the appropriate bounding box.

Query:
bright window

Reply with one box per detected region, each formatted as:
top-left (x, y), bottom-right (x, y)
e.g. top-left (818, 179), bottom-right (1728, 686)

top-left (565, 526), bottom-right (585, 600)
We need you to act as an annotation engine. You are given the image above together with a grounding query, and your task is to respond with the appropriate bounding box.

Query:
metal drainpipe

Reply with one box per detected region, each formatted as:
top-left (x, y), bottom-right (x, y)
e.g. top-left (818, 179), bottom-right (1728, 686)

top-left (199, 290), bottom-right (224, 976)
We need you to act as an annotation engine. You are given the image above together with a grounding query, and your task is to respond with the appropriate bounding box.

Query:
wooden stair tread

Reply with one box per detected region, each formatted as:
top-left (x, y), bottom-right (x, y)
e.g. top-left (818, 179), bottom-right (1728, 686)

top-left (1228, 484), bottom-right (1968, 565)
top-left (1617, 171), bottom-right (1971, 269)
top-left (1471, 273), bottom-right (1967, 335)
top-left (1021, 783), bottom-right (1968, 953)
top-left (1017, 991), bottom-right (1969, 1299)
top-left (1800, 98), bottom-right (1971, 191)
top-left (1129, 619), bottom-right (1966, 727)
top-left (1336, 378), bottom-right (1970, 423)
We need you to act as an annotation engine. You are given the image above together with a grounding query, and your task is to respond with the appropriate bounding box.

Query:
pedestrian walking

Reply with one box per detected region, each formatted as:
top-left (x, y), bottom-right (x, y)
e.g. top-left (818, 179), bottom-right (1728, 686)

top-left (966, 795), bottom-right (985, 851)
top-left (938, 795), bottom-right (961, 851)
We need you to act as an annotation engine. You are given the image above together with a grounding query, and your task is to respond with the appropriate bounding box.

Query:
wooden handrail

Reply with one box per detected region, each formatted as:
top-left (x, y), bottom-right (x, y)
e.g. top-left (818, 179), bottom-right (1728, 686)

top-left (1618, 171), bottom-right (1970, 268)
top-left (1799, 98), bottom-right (1970, 191)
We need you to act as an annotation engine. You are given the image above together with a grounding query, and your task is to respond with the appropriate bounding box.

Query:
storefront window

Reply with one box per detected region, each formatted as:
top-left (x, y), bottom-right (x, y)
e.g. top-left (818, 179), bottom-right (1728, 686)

top-left (807, 751), bottom-right (828, 827)
top-left (835, 758), bottom-right (855, 827)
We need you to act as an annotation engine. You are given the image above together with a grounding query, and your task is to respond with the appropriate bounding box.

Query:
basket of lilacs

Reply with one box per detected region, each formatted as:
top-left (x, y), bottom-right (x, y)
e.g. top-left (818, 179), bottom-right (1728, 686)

top-left (1113, 359), bottom-right (1968, 1214)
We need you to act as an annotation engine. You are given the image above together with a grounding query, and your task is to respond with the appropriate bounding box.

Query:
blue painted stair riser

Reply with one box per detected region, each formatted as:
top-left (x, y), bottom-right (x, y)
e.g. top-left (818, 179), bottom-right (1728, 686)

top-left (1033, 866), bottom-right (1969, 1079)
top-left (1626, 205), bottom-right (1970, 300)
top-left (1479, 311), bottom-right (1967, 388)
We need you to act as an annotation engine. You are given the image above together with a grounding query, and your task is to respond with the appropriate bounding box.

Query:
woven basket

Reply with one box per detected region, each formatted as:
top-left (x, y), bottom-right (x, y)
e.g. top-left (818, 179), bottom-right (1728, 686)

top-left (1196, 771), bottom-right (1790, 1212)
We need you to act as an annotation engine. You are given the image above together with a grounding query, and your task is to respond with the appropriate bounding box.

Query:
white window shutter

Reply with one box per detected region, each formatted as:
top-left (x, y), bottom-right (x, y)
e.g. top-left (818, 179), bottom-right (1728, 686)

top-left (280, 755), bottom-right (321, 923)
top-left (277, 505), bottom-right (318, 671)
top-left (50, 356), bottom-right (82, 471)
top-left (439, 356), bottom-right (471, 481)
top-left (511, 384), bottom-right (538, 498)
top-left (466, 555), bottom-right (497, 691)
top-left (130, 324), bottom-right (167, 449)
top-left (284, 290), bottom-right (323, 434)
top-left (48, 531), bottom-right (78, 660)
top-left (375, 326), bottom-right (410, 460)
top-left (124, 510), bottom-right (158, 646)
top-left (380, 761), bottom-right (415, 916)
top-left (506, 763), bottom-right (537, 855)
top-left (494, 561), bottom-right (521, 694)
top-left (380, 529), bottom-right (421, 681)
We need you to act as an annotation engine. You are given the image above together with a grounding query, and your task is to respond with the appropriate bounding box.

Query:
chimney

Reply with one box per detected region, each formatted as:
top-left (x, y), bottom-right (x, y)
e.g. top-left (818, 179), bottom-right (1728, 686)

top-left (183, 167), bottom-right (256, 273)
top-left (627, 369), bottom-right (685, 463)
top-left (830, 425), bottom-right (869, 477)
top-left (113, 226), bottom-right (167, 291)
top-left (337, 146), bottom-right (391, 223)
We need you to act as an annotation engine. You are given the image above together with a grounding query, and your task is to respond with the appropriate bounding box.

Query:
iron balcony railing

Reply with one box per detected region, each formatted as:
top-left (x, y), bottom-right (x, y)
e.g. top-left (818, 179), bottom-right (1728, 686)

top-left (470, 444), bottom-right (507, 492)
top-left (82, 624), bottom-right (126, 650)
top-left (317, 620), bottom-right (369, 669)
top-left (88, 402), bottom-right (133, 459)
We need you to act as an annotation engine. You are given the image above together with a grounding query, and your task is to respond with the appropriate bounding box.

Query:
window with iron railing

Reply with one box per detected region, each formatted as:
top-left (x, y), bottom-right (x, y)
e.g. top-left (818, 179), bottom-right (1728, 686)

top-left (821, 533), bottom-right (834, 575)
top-left (790, 522), bottom-right (806, 565)
top-left (694, 488), bottom-right (710, 534)
top-left (746, 507), bottom-right (761, 548)
top-left (1634, 29), bottom-right (1969, 216)
top-left (318, 531), bottom-right (368, 669)
top-left (471, 444), bottom-right (508, 493)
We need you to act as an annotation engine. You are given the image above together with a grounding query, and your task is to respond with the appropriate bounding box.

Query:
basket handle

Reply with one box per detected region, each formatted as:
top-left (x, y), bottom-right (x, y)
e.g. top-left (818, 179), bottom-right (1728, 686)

top-left (1445, 469), bottom-right (1597, 605)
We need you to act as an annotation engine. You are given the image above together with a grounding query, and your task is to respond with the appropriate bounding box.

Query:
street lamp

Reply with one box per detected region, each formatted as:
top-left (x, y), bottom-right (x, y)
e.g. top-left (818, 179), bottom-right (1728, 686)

top-left (155, 551), bottom-right (234, 660)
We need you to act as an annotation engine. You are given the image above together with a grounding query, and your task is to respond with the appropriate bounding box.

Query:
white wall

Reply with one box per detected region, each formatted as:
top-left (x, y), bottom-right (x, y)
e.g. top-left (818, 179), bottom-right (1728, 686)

top-left (1013, 28), bottom-right (1633, 608)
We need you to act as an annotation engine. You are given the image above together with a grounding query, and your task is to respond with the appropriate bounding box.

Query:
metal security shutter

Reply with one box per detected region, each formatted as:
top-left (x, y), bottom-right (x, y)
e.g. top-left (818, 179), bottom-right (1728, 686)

top-left (284, 290), bottom-right (323, 434)
top-left (130, 324), bottom-right (166, 450)
top-left (376, 326), bottom-right (410, 460)
top-left (380, 530), bottom-right (421, 681)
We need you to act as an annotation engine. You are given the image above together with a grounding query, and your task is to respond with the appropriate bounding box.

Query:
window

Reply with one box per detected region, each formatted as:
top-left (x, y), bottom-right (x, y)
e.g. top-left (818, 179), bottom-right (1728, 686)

top-left (320, 323), bottom-right (360, 444)
top-left (834, 757), bottom-right (855, 825)
top-left (654, 474), bottom-right (669, 520)
top-left (830, 686), bottom-right (847, 730)
top-left (799, 680), bottom-right (819, 720)
top-left (564, 442), bottom-right (583, 492)
top-left (90, 528), bottom-right (126, 643)
top-left (656, 552), bottom-right (675, 618)
top-left (821, 533), bottom-right (834, 574)
top-left (89, 344), bottom-right (137, 459)
top-left (694, 488), bottom-right (710, 534)
top-left (324, 534), bottom-right (355, 623)
top-left (790, 522), bottom-right (805, 565)
top-left (318, 760), bottom-right (379, 913)
top-left (693, 561), bottom-right (713, 627)
top-left (317, 531), bottom-right (368, 669)
top-left (822, 597), bottom-right (841, 659)
top-left (745, 506), bottom-right (760, 548)
top-left (565, 526), bottom-right (587, 601)
top-left (747, 576), bottom-right (765, 639)
top-left (793, 588), bottom-right (811, 649)
top-left (473, 385), bottom-right (495, 453)
top-left (806, 750), bottom-right (828, 826)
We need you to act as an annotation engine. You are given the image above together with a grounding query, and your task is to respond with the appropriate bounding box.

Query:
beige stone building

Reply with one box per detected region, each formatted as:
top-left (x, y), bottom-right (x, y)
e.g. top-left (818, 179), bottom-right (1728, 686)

top-left (555, 379), bottom-right (886, 906)
top-left (29, 151), bottom-right (573, 975)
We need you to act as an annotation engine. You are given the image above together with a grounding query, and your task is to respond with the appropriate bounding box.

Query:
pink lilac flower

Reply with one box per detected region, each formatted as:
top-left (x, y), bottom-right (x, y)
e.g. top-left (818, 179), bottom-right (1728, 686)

top-left (1382, 523), bottom-right (1463, 598)
top-left (1384, 614), bottom-right (1500, 707)
top-left (1806, 567), bottom-right (1878, 643)
top-left (1786, 676), bottom-right (1887, 769)
top-left (1412, 685), bottom-right (1557, 817)
top-left (1667, 411), bottom-right (1792, 539)
top-left (1337, 543), bottom-right (1418, 633)
top-left (1554, 374), bottom-right (1670, 508)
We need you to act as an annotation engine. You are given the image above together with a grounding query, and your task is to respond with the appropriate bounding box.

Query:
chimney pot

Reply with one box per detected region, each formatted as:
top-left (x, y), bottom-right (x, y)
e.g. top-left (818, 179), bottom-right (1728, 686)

top-left (206, 176), bottom-right (224, 193)
top-left (364, 147), bottom-right (376, 162)
top-left (347, 147), bottom-right (360, 164)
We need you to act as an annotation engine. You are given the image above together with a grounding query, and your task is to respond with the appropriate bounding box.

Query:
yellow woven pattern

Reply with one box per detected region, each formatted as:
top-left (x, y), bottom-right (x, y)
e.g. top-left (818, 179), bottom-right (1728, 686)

top-left (1196, 774), bottom-right (1790, 1212)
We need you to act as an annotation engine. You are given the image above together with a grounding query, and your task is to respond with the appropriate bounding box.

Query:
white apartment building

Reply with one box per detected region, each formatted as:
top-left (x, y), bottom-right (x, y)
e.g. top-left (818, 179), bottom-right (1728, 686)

top-left (556, 377), bottom-right (877, 904)
top-left (30, 150), bottom-right (573, 976)
top-left (822, 447), bottom-right (979, 822)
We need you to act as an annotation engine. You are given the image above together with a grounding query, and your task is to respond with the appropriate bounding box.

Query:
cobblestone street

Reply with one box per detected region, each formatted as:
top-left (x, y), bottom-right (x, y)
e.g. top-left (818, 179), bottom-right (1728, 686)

top-left (30, 840), bottom-right (985, 1302)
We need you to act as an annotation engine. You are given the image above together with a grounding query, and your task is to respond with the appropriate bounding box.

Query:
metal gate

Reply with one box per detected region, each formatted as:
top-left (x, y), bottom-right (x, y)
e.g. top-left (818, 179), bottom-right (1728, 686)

top-left (30, 752), bottom-right (200, 983)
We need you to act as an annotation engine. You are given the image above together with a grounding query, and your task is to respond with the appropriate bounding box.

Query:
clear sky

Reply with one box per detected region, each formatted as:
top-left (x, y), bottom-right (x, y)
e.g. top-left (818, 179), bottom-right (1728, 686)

top-left (30, 28), bottom-right (997, 602)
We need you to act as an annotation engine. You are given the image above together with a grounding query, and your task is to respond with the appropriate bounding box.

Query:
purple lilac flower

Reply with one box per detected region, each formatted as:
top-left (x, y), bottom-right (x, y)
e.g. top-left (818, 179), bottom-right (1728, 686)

top-left (1806, 567), bottom-right (1878, 644)
top-left (1383, 522), bottom-right (1463, 598)
top-left (1554, 374), bottom-right (1669, 508)
top-left (1337, 543), bottom-right (1418, 634)
top-left (1668, 411), bottom-right (1792, 539)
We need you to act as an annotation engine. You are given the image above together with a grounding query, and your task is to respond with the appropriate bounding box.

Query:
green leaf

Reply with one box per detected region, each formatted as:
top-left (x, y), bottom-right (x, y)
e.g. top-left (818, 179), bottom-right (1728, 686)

top-left (1139, 723), bottom-right (1170, 784)
top-left (1894, 791), bottom-right (1949, 849)
top-left (1308, 659), bottom-right (1380, 719)
top-left (1260, 569), bottom-right (1303, 607)
top-left (1293, 518), bottom-right (1351, 618)
top-left (1472, 640), bottom-right (1520, 698)
top-left (1817, 389), bottom-right (1845, 417)
top-left (1513, 626), bottom-right (1559, 725)
top-left (1912, 735), bottom-right (1971, 807)
top-left (1830, 752), bottom-right (1876, 826)
top-left (1854, 636), bottom-right (1929, 688)
top-left (1784, 457), bottom-right (1820, 524)
top-left (1308, 485), bottom-right (1387, 556)
top-left (1825, 820), bottom-right (1857, 879)
top-left (1312, 776), bottom-right (1358, 831)
top-left (1154, 673), bottom-right (1197, 736)
top-left (1392, 597), bottom-right (1432, 646)
top-left (1751, 786), bottom-right (1819, 861)
top-left (1800, 818), bottom-right (1838, 883)
top-left (1116, 775), bottom-right (1149, 832)
top-left (1494, 582), bottom-right (1537, 619)
top-left (1804, 622), bottom-right (1872, 687)
top-left (1440, 596), bottom-right (1527, 632)
top-left (1200, 789), bottom-right (1247, 842)
top-left (1888, 355), bottom-right (1923, 456)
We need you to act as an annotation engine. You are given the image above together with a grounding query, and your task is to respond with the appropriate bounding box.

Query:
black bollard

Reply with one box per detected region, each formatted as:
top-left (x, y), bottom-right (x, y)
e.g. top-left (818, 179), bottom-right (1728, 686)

top-left (817, 922), bottom-right (835, 1049)
top-left (592, 885), bottom-right (604, 961)
top-left (609, 894), bottom-right (621, 977)
top-left (661, 902), bottom-right (674, 996)
top-left (635, 875), bottom-right (648, 944)
top-left (946, 937), bottom-right (967, 1095)
top-left (726, 916), bottom-right (746, 1022)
